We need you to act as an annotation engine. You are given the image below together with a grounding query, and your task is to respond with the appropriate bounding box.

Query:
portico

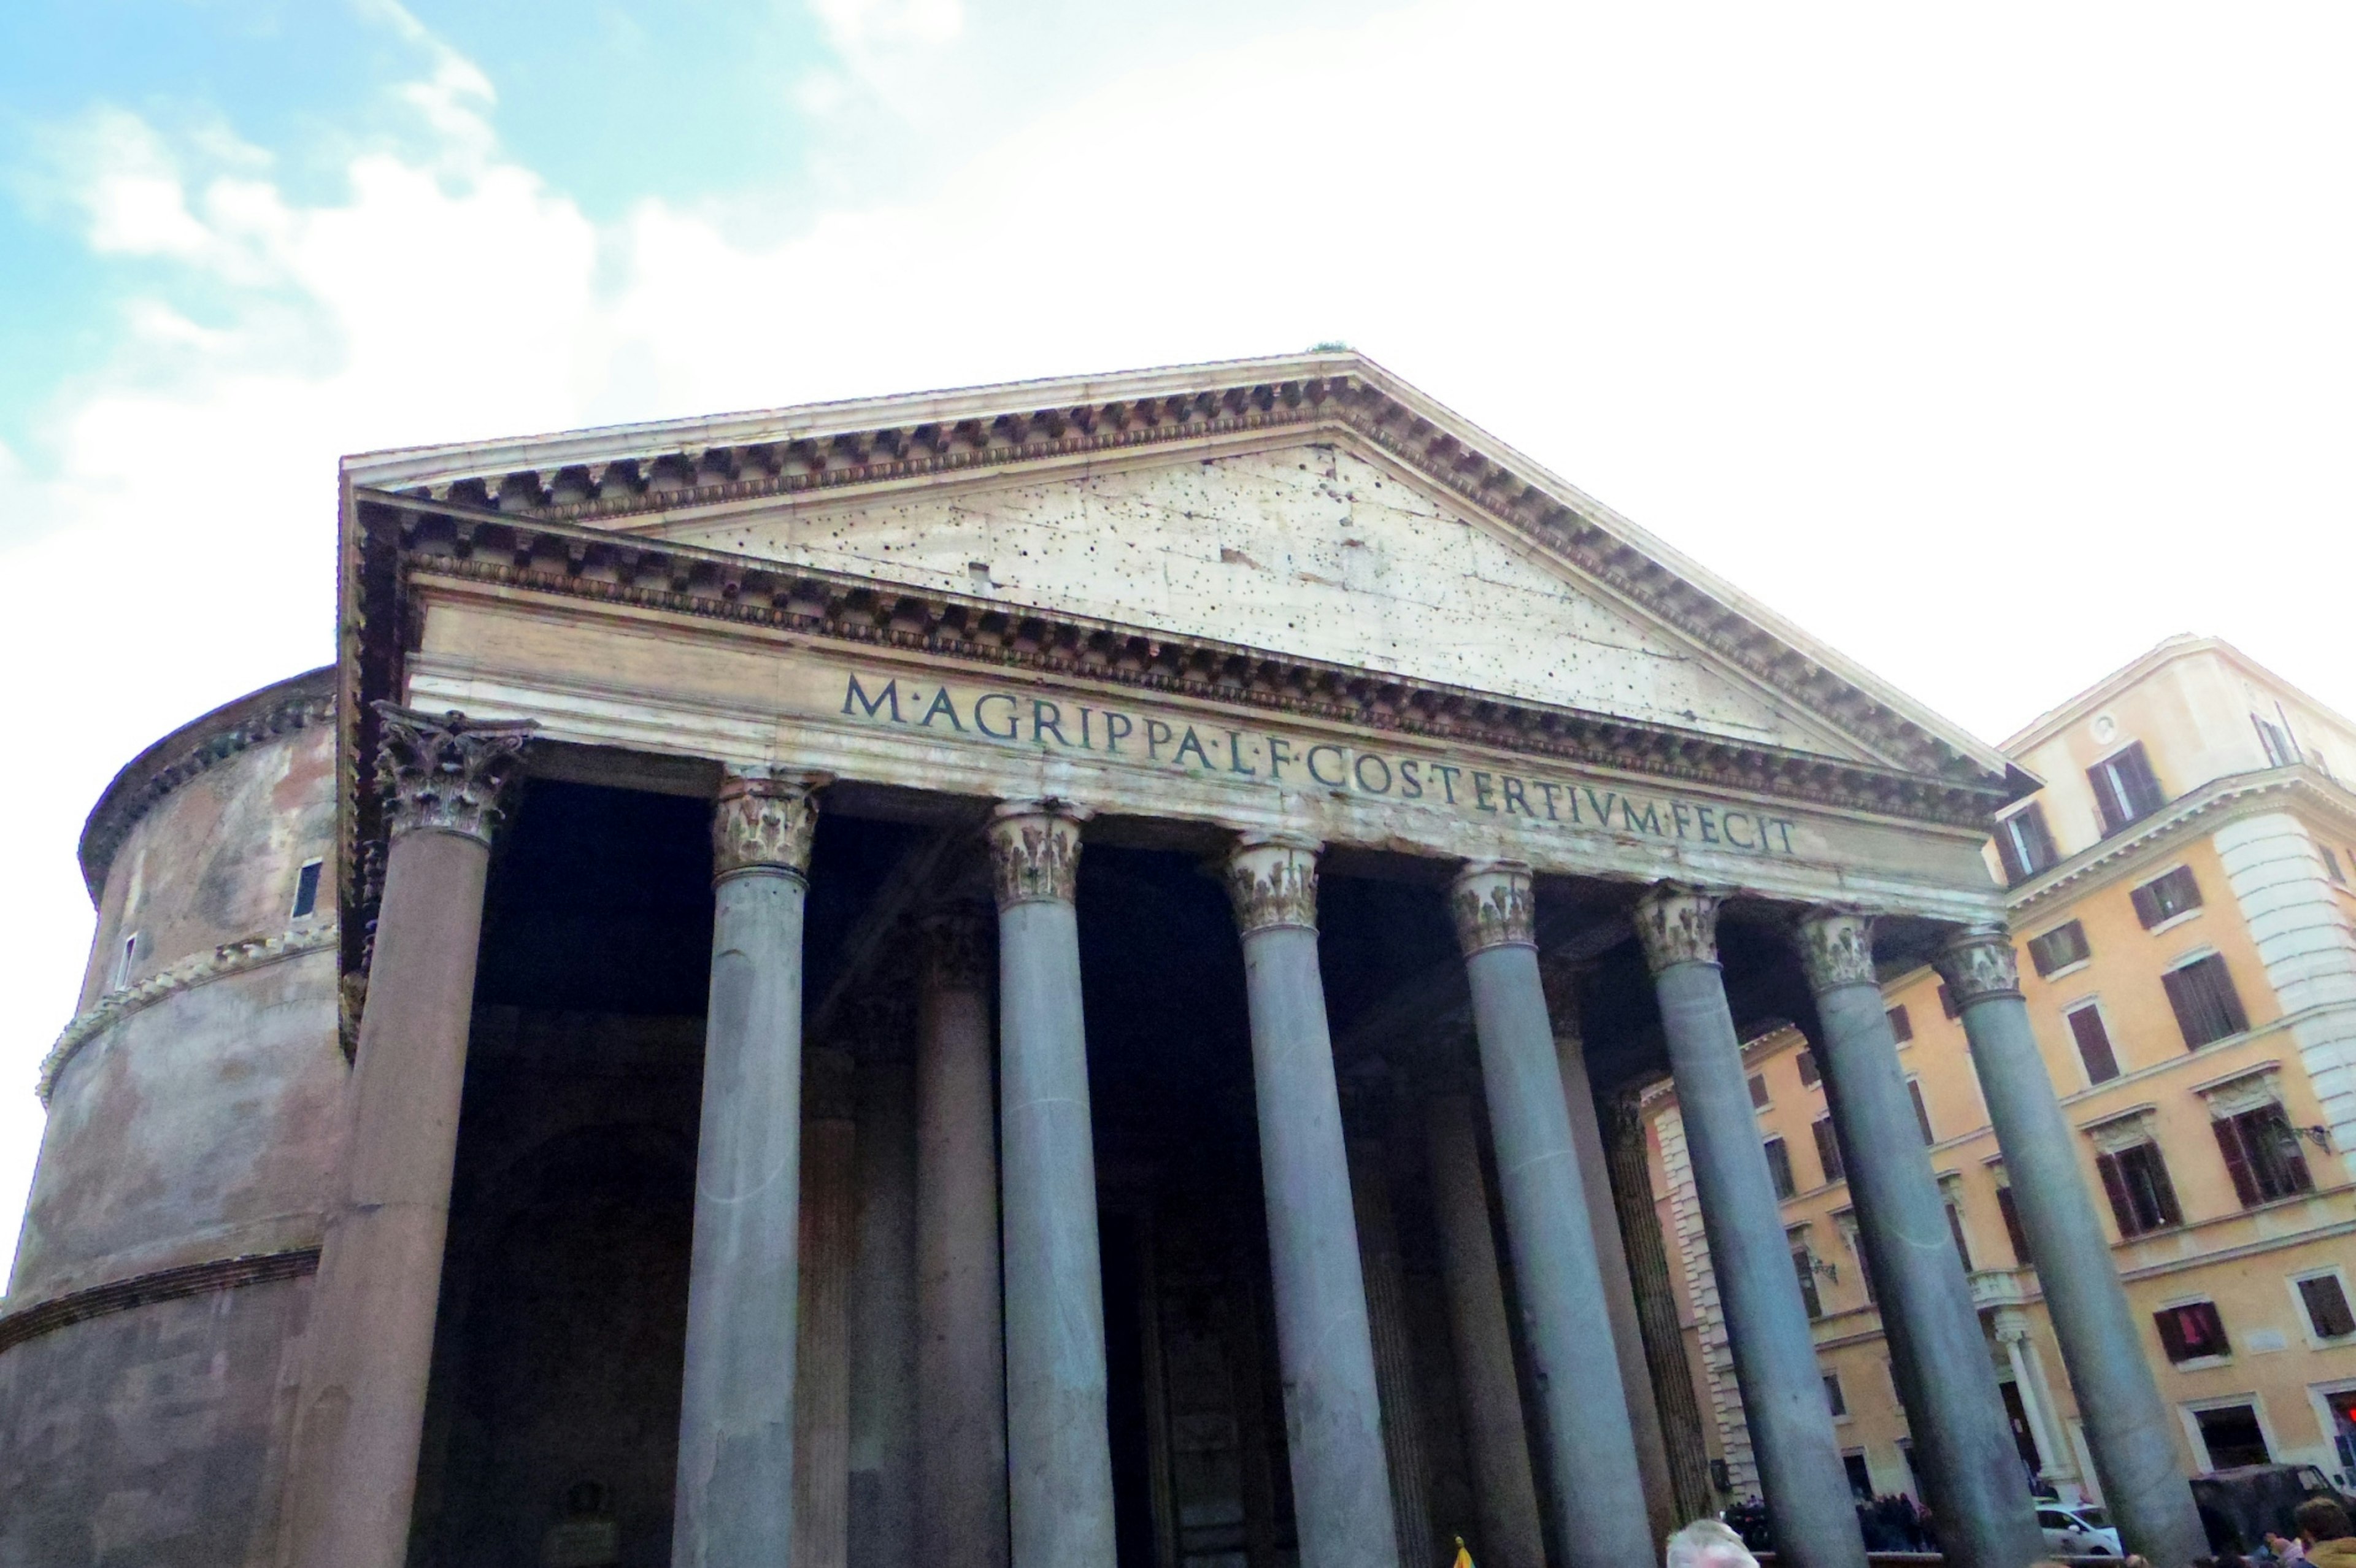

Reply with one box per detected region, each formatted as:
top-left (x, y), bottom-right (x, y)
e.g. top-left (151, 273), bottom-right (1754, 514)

top-left (274, 354), bottom-right (2204, 1567)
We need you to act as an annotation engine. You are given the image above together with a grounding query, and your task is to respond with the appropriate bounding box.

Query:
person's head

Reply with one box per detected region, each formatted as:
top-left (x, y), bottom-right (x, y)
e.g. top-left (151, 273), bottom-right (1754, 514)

top-left (1665, 1518), bottom-right (1759, 1568)
top-left (2296, 1497), bottom-right (2354, 1545)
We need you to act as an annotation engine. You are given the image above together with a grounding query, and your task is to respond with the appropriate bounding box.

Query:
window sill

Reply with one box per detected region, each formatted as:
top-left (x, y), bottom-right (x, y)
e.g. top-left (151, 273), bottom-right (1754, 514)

top-left (2035, 958), bottom-right (2092, 983)
top-left (2165, 1354), bottom-right (2231, 1372)
top-left (2146, 908), bottom-right (2205, 937)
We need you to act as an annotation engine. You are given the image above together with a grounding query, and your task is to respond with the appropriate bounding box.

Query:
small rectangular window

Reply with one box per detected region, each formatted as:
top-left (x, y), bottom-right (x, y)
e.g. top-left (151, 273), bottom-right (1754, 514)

top-left (2027, 920), bottom-right (2092, 977)
top-left (1937, 983), bottom-right (1960, 1020)
top-left (1764, 1137), bottom-right (1796, 1199)
top-left (1748, 1072), bottom-right (1770, 1109)
top-left (1995, 802), bottom-right (2062, 885)
top-left (1812, 1116), bottom-right (1845, 1185)
top-left (1793, 1248), bottom-right (1823, 1320)
top-left (2194, 1404), bottom-right (2271, 1468)
top-left (2087, 742), bottom-right (2167, 837)
top-left (1907, 1080), bottom-right (1935, 1145)
top-left (1945, 1202), bottom-right (1973, 1272)
top-left (2254, 714), bottom-right (2301, 767)
top-left (2212, 1104), bottom-right (2314, 1207)
top-left (1995, 1182), bottom-right (2030, 1264)
top-left (2296, 1275), bottom-right (2356, 1340)
top-left (291, 859), bottom-right (324, 920)
top-left (1887, 1004), bottom-right (1914, 1042)
top-left (2155, 1301), bottom-right (2231, 1362)
top-left (1796, 1050), bottom-right (1820, 1088)
top-left (1843, 1452), bottom-right (1873, 1501)
top-left (2163, 954), bottom-right (2249, 1049)
top-left (2096, 1142), bottom-right (2183, 1237)
top-left (2130, 865), bottom-right (2204, 928)
top-left (110, 932), bottom-right (139, 990)
top-left (2322, 845), bottom-right (2347, 887)
top-left (2066, 1004), bottom-right (2121, 1085)
top-left (1824, 1372), bottom-right (1847, 1418)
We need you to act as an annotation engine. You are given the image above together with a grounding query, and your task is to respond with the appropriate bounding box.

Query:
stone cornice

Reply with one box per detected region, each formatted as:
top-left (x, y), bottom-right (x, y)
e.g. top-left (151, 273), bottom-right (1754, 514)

top-left (77, 667), bottom-right (334, 904)
top-left (37, 923), bottom-right (336, 1104)
top-left (373, 505), bottom-right (2008, 831)
top-left (2006, 764), bottom-right (2356, 917)
top-left (342, 356), bottom-right (2012, 790)
top-left (0, 1248), bottom-right (319, 1357)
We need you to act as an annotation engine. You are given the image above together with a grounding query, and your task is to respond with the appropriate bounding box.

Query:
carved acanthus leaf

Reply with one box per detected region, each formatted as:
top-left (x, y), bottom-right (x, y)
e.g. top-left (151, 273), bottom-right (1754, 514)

top-left (922, 905), bottom-right (994, 992)
top-left (1633, 885), bottom-right (1723, 973)
top-left (1934, 926), bottom-right (2022, 1007)
top-left (1223, 837), bottom-right (1320, 936)
top-left (1449, 861), bottom-right (1535, 955)
top-left (712, 772), bottom-right (825, 877)
top-left (988, 802), bottom-right (1087, 909)
top-left (374, 704), bottom-right (536, 846)
top-left (1794, 909), bottom-right (1877, 995)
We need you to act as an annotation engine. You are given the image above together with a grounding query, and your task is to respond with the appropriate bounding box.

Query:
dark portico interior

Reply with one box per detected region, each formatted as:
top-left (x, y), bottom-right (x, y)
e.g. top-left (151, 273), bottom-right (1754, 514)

top-left (402, 766), bottom-right (1903, 1568)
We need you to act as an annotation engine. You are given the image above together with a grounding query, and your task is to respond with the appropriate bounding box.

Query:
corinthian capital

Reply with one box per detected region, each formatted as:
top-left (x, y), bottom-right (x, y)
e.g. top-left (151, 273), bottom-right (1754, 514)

top-left (922, 904), bottom-right (993, 991)
top-left (1536, 949), bottom-right (1590, 1036)
top-left (1633, 883), bottom-right (1723, 974)
top-left (1934, 925), bottom-right (2022, 1007)
top-left (1223, 835), bottom-right (1320, 936)
top-left (712, 771), bottom-right (826, 879)
top-left (988, 801), bottom-right (1089, 909)
top-left (372, 703), bottom-right (536, 847)
top-left (1793, 908), bottom-right (1877, 995)
top-left (1449, 860), bottom-right (1536, 956)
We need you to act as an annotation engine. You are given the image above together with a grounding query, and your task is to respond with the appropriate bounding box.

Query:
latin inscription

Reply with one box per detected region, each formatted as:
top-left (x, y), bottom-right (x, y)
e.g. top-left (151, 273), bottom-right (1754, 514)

top-left (842, 672), bottom-right (1800, 856)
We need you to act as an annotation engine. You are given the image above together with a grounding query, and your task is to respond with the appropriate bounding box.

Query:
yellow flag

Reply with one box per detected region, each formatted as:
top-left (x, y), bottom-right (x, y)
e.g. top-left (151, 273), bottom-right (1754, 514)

top-left (1450, 1537), bottom-right (1474, 1568)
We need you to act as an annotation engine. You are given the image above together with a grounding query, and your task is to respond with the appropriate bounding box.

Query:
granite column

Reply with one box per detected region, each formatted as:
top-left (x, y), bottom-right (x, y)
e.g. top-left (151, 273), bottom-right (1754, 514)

top-left (849, 1026), bottom-right (917, 1568)
top-left (1937, 927), bottom-right (2206, 1567)
top-left (1637, 885), bottom-right (1868, 1568)
top-left (989, 802), bottom-right (1117, 1568)
top-left (1222, 836), bottom-right (1401, 1568)
top-left (280, 705), bottom-right (532, 1568)
top-left (671, 771), bottom-right (825, 1567)
top-left (1450, 862), bottom-right (1653, 1568)
top-left (1794, 909), bottom-right (2041, 1568)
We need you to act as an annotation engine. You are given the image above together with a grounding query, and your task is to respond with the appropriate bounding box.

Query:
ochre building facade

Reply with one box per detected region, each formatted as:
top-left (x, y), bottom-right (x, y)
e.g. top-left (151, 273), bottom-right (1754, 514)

top-left (1650, 636), bottom-right (2356, 1517)
top-left (0, 355), bottom-right (2231, 1567)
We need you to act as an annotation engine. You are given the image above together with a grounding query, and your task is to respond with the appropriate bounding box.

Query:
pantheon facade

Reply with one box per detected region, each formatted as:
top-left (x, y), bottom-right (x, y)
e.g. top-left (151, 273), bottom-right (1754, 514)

top-left (1, 355), bottom-right (2211, 1567)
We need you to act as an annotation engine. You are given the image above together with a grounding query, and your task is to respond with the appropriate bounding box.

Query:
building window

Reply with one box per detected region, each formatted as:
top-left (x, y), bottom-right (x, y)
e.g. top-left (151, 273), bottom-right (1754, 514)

top-left (2163, 953), bottom-right (2249, 1048)
top-left (2155, 1301), bottom-right (2231, 1363)
top-left (1749, 1072), bottom-right (1771, 1109)
top-left (2193, 1404), bottom-right (2271, 1469)
top-left (1944, 1201), bottom-right (1974, 1272)
top-left (2322, 845), bottom-right (2347, 887)
top-left (2254, 713), bottom-right (2301, 767)
top-left (1812, 1116), bottom-right (1845, 1185)
top-left (1995, 1182), bottom-right (2030, 1264)
top-left (1843, 1452), bottom-right (1873, 1500)
top-left (1937, 982), bottom-right (1960, 1020)
top-left (1796, 1049), bottom-right (1820, 1088)
top-left (2087, 742), bottom-right (2168, 837)
top-left (2131, 865), bottom-right (2204, 929)
top-left (2065, 1002), bottom-right (2122, 1085)
top-left (291, 859), bottom-right (324, 920)
top-left (2212, 1103), bottom-right (2314, 1207)
top-left (1887, 1004), bottom-right (1914, 1043)
top-left (2095, 1141), bottom-right (2183, 1237)
top-left (110, 932), bottom-right (139, 990)
top-left (1996, 803), bottom-right (2062, 885)
top-left (1907, 1079), bottom-right (1935, 1145)
top-left (1825, 1372), bottom-right (1847, 1418)
top-left (2027, 921), bottom-right (2092, 978)
top-left (1764, 1137), bottom-right (1797, 1200)
top-left (1794, 1247), bottom-right (1824, 1320)
top-left (2296, 1274), bottom-right (2356, 1340)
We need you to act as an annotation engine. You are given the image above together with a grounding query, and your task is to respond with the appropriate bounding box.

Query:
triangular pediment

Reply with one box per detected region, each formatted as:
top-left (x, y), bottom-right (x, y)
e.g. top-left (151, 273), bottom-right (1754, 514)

top-left (344, 352), bottom-right (2016, 790)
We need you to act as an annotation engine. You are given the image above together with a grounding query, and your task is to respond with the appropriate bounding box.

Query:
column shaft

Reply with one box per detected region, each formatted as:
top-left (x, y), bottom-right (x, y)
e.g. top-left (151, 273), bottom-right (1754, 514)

top-left (917, 909), bottom-right (1010, 1568)
top-left (795, 1051), bottom-right (857, 1568)
top-left (1223, 837), bottom-right (1400, 1568)
top-left (280, 707), bottom-right (528, 1568)
top-left (1939, 929), bottom-right (2206, 1567)
top-left (991, 804), bottom-right (1117, 1568)
top-left (1797, 913), bottom-right (2041, 1568)
top-left (1543, 964), bottom-right (1678, 1548)
top-left (1638, 887), bottom-right (1868, 1568)
top-left (849, 1053), bottom-right (917, 1568)
top-left (672, 774), bottom-right (822, 1567)
top-left (1349, 1136), bottom-right (1438, 1568)
top-left (1426, 1094), bottom-right (1547, 1568)
top-left (1452, 864), bottom-right (1653, 1568)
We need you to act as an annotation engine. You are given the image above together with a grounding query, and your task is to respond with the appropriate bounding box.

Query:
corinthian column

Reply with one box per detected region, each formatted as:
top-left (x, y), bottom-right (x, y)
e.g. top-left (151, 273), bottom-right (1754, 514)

top-left (915, 905), bottom-right (1009, 1568)
top-left (1222, 835), bottom-right (1401, 1568)
top-left (1936, 927), bottom-right (2206, 1567)
top-left (1793, 909), bottom-right (2039, 1568)
top-left (281, 705), bottom-right (533, 1568)
top-left (1636, 885), bottom-right (1866, 1568)
top-left (672, 771), bottom-right (825, 1568)
top-left (989, 802), bottom-right (1117, 1568)
top-left (1449, 861), bottom-right (1652, 1568)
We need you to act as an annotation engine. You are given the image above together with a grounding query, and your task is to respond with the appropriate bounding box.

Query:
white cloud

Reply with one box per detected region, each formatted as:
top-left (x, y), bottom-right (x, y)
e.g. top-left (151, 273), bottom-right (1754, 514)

top-left (1, 0), bottom-right (2352, 1250)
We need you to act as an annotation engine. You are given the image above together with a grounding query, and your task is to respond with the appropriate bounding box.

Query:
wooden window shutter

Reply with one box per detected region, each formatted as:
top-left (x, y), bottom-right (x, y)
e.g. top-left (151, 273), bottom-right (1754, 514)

top-left (2096, 1150), bottom-right (2136, 1235)
top-left (1812, 1116), bottom-right (1845, 1185)
top-left (1996, 817), bottom-right (2030, 883)
top-left (2088, 759), bottom-right (2131, 836)
top-left (2066, 1005), bottom-right (2120, 1084)
top-left (2213, 1116), bottom-right (2262, 1208)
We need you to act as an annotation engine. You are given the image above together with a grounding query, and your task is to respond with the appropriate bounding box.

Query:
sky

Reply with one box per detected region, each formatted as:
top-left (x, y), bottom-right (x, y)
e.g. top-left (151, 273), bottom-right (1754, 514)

top-left (0, 0), bottom-right (2350, 1256)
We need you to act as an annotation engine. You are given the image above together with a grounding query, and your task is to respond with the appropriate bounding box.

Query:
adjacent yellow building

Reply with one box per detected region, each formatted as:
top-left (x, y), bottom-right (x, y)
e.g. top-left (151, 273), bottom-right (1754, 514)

top-left (1647, 635), bottom-right (2356, 1509)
